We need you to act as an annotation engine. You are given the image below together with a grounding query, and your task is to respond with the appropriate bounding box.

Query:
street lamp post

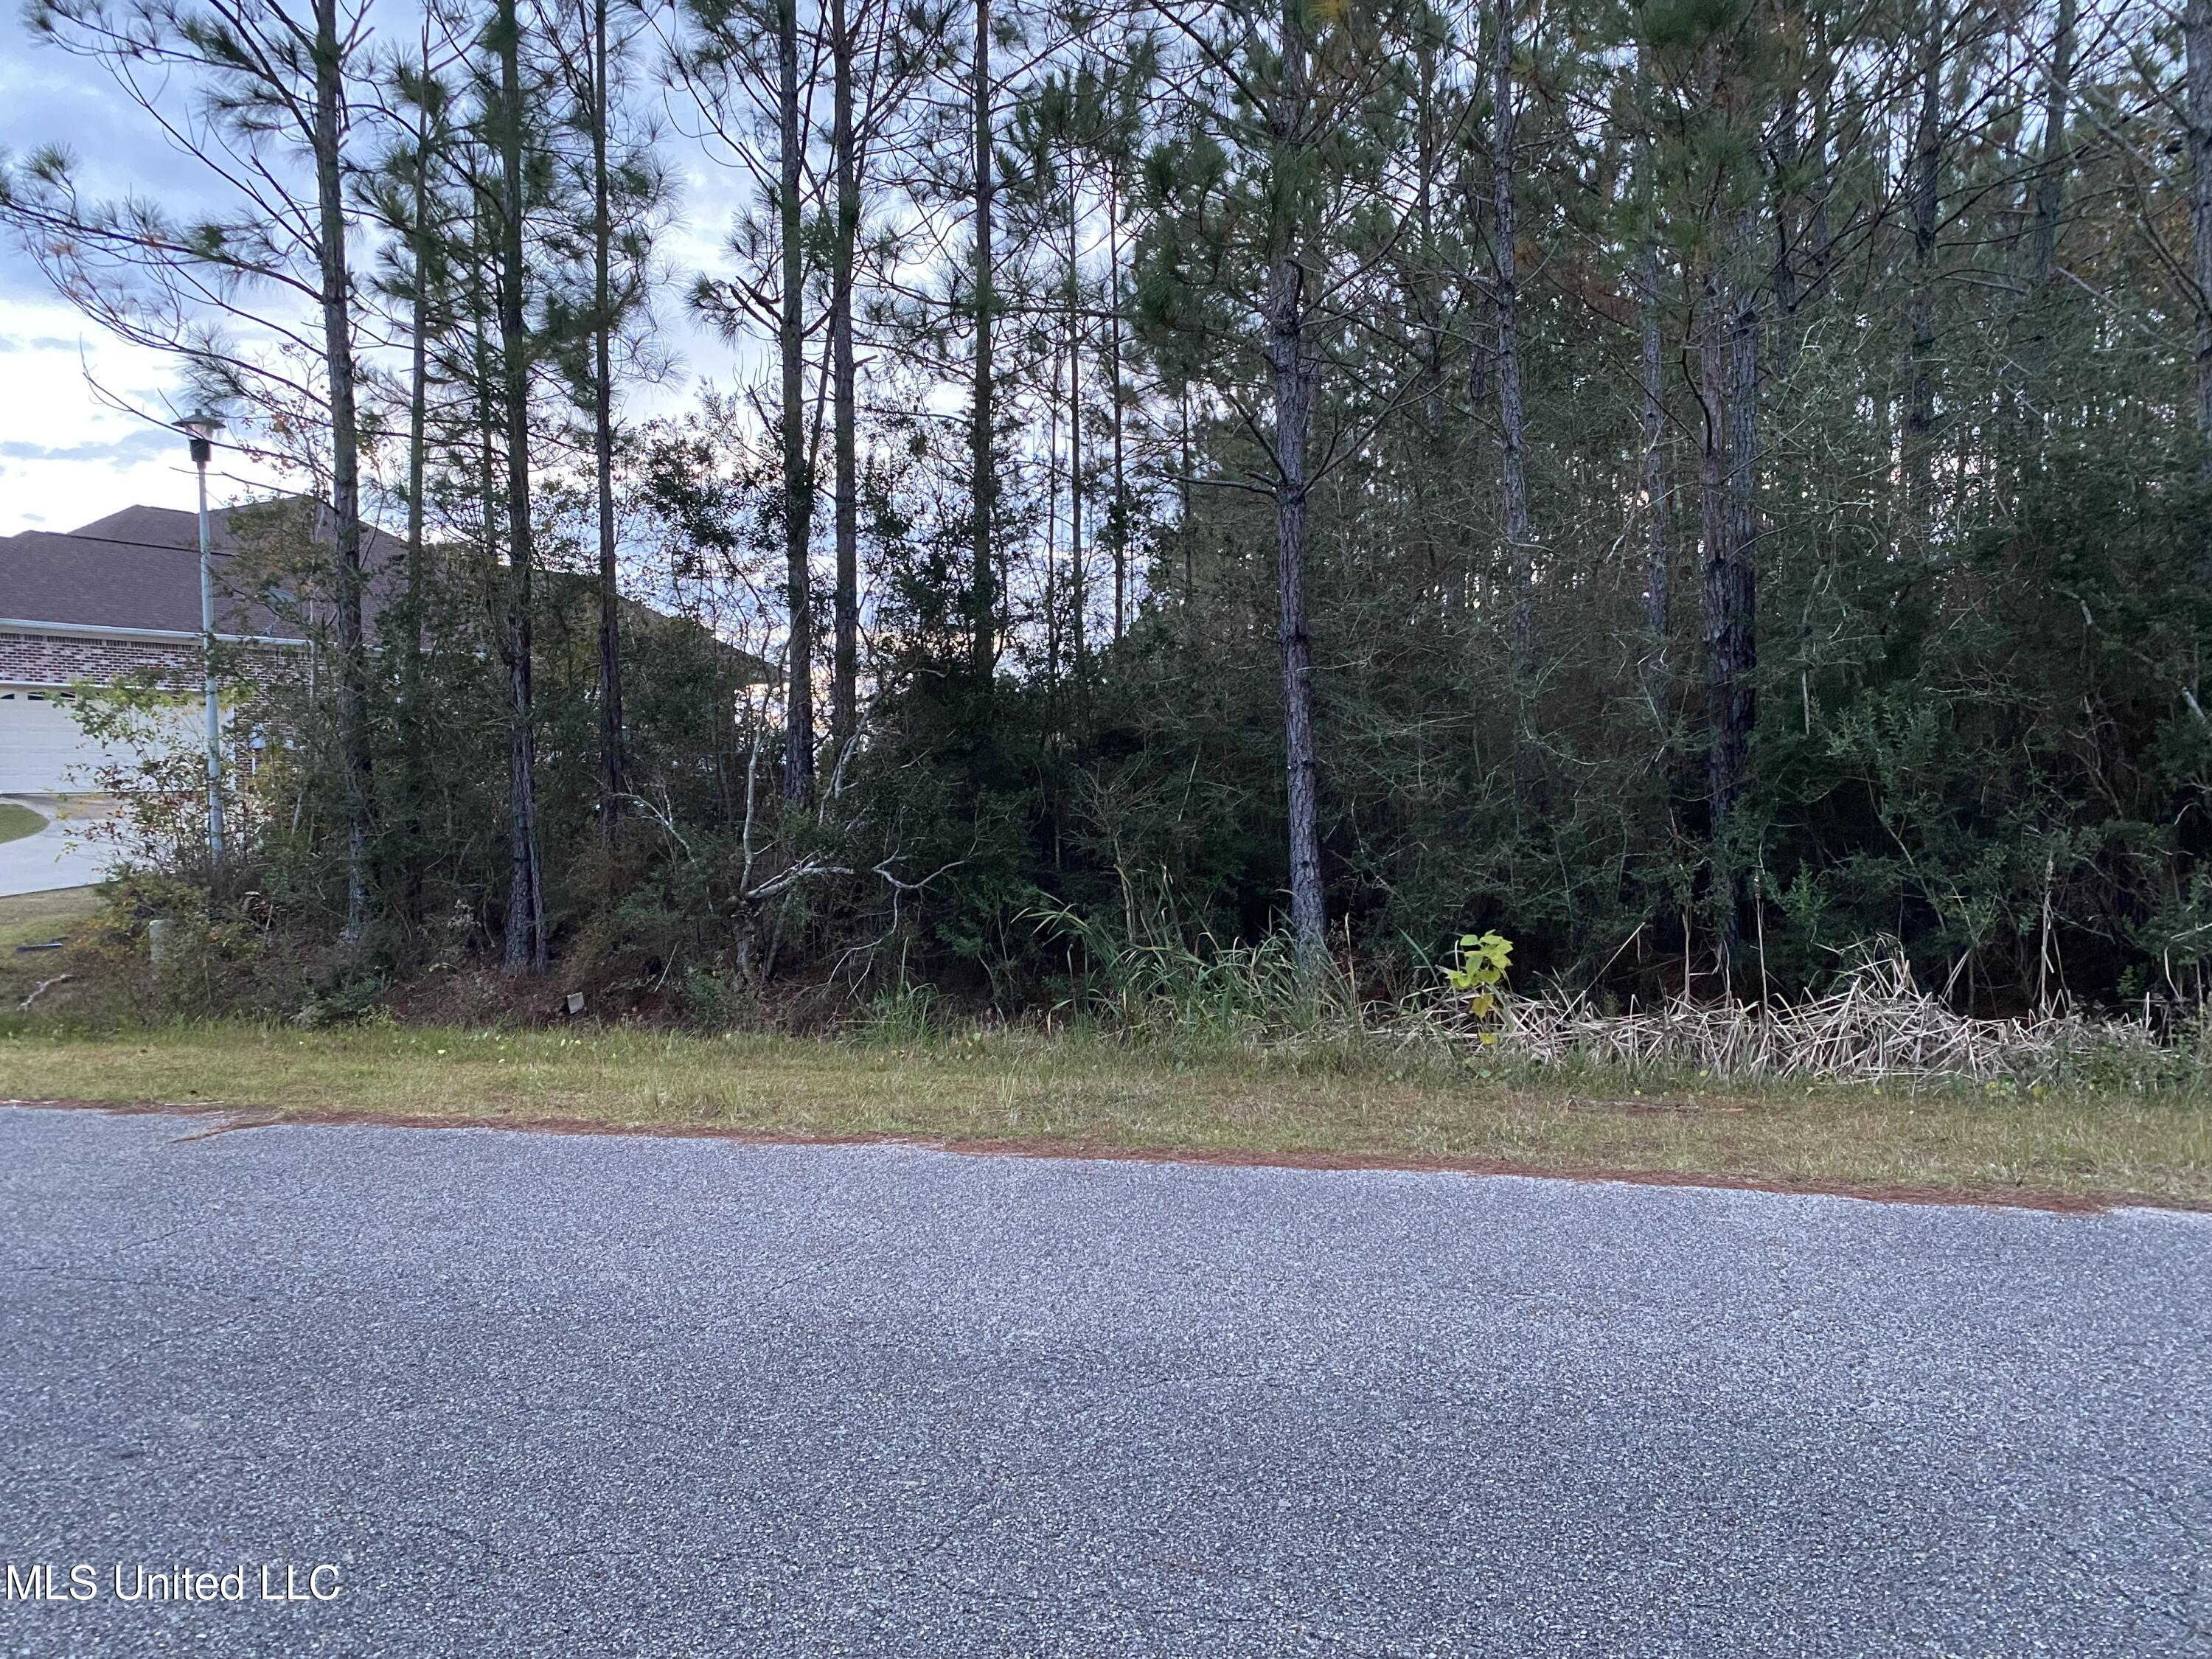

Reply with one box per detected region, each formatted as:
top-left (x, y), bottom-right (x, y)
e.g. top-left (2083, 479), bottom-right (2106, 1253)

top-left (179, 408), bottom-right (226, 866)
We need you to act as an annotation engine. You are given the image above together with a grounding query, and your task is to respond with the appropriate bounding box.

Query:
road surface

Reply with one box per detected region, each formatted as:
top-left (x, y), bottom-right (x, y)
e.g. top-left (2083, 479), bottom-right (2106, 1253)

top-left (1, 1105), bottom-right (2206, 1656)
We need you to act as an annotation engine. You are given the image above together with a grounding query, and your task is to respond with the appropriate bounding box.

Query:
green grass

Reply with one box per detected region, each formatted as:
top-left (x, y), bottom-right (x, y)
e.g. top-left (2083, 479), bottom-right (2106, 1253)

top-left (0, 888), bottom-right (102, 1015)
top-left (3, 1018), bottom-right (2208, 1209)
top-left (1, 887), bottom-right (2203, 1208)
top-left (0, 803), bottom-right (46, 845)
top-left (0, 887), bottom-right (97, 952)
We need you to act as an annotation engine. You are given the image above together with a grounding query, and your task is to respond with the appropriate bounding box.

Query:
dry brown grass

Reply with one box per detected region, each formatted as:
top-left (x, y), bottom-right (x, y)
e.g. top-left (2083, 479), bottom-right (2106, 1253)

top-left (3, 1020), bottom-right (2208, 1208)
top-left (1429, 955), bottom-right (2183, 1085)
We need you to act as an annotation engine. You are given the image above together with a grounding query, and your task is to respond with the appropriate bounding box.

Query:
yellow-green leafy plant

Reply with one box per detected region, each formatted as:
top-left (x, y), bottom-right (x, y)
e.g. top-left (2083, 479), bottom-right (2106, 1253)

top-left (1444, 932), bottom-right (1514, 1037)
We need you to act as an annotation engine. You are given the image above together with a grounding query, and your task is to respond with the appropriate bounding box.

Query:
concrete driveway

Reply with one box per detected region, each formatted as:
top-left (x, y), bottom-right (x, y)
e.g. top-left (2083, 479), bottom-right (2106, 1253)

top-left (0, 796), bottom-right (120, 896)
top-left (1, 1106), bottom-right (2207, 1657)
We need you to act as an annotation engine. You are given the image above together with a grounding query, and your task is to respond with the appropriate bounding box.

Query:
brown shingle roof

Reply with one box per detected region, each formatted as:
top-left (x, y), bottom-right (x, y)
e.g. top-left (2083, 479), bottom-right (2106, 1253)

top-left (0, 501), bottom-right (395, 639)
top-left (1, 502), bottom-right (775, 684)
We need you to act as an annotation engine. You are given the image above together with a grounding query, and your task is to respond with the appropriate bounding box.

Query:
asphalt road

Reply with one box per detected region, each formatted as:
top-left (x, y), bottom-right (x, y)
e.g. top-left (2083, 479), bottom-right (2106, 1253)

top-left (1, 1106), bottom-right (2206, 1658)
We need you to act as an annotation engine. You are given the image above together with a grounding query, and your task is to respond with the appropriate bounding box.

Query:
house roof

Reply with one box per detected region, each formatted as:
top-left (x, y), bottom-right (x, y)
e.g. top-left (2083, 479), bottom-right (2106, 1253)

top-left (0, 501), bottom-right (399, 641)
top-left (1, 501), bottom-right (776, 684)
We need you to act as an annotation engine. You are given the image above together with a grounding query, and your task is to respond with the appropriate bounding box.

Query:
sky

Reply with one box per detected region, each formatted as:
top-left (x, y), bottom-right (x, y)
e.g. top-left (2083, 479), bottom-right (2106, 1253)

top-left (0, 25), bottom-right (293, 530)
top-left (0, 7), bottom-right (752, 540)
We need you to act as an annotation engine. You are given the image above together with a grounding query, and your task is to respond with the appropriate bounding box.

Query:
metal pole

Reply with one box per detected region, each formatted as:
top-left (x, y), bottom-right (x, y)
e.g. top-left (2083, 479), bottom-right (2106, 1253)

top-left (196, 451), bottom-right (225, 864)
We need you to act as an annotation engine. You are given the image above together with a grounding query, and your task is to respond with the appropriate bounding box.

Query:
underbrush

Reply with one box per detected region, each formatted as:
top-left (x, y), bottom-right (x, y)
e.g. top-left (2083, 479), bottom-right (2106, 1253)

top-left (1426, 956), bottom-right (2206, 1095)
top-left (0, 871), bottom-right (385, 1032)
top-left (11, 869), bottom-right (2212, 1101)
top-left (1028, 883), bottom-right (2212, 1097)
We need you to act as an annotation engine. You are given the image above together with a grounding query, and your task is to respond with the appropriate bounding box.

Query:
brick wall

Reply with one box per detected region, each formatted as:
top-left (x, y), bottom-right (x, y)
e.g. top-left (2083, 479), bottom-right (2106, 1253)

top-left (0, 631), bottom-right (299, 691)
top-left (0, 631), bottom-right (198, 689)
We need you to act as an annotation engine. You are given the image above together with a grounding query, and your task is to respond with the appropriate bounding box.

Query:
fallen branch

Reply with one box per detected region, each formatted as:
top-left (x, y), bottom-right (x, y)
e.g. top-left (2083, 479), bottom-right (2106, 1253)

top-left (744, 855), bottom-right (855, 901)
top-left (18, 973), bottom-right (72, 1012)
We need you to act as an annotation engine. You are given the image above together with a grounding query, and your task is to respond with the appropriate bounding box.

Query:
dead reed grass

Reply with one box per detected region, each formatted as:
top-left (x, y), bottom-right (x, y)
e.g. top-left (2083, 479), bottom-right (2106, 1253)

top-left (1408, 952), bottom-right (2185, 1088)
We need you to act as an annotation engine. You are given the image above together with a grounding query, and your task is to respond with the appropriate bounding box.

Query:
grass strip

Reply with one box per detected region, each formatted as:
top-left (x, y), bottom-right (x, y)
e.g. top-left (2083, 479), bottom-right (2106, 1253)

top-left (4, 1022), bottom-right (2207, 1211)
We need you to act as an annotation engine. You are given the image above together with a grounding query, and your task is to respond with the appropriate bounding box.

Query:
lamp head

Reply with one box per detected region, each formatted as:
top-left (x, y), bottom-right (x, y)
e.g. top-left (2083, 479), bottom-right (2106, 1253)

top-left (178, 406), bottom-right (224, 467)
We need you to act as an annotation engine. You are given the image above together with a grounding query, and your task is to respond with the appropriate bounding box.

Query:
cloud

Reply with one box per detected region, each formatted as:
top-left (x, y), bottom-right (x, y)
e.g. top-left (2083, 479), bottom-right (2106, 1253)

top-left (0, 33), bottom-right (248, 307)
top-left (0, 428), bottom-right (181, 466)
top-left (0, 334), bottom-right (79, 352)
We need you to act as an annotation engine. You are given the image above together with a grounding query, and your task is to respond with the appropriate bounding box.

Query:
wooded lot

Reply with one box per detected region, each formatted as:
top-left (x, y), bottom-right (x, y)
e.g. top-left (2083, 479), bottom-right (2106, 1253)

top-left (5, 0), bottom-right (2209, 1021)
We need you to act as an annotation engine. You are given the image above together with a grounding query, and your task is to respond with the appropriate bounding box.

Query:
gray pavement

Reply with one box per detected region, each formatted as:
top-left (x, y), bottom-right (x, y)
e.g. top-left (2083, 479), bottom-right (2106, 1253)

top-left (0, 1104), bottom-right (2206, 1658)
top-left (0, 797), bottom-right (118, 897)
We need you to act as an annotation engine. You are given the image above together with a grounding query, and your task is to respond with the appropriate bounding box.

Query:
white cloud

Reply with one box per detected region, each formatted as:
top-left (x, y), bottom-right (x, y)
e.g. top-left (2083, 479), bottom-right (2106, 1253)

top-left (0, 296), bottom-right (291, 533)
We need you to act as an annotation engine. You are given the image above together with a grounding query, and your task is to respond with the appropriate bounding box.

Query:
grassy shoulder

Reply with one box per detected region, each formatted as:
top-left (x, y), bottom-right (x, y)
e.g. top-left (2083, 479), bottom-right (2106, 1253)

top-left (4, 1020), bottom-right (2208, 1209)
top-left (0, 886), bottom-right (97, 950)
top-left (0, 888), bottom-right (100, 1012)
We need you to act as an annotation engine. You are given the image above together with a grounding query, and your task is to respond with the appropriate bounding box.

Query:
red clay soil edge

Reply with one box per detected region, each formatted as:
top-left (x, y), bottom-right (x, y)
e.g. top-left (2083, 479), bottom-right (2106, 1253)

top-left (9, 1096), bottom-right (2205, 1217)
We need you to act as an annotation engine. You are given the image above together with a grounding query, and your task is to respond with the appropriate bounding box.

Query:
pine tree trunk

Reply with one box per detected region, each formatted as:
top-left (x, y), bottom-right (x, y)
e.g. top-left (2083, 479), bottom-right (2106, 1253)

top-left (830, 0), bottom-right (859, 751)
top-left (1270, 0), bottom-right (1324, 961)
top-left (473, 223), bottom-right (501, 616)
top-left (1464, 1), bottom-right (1495, 417)
top-left (496, 0), bottom-right (544, 975)
top-left (970, 0), bottom-right (997, 684)
top-left (1492, 0), bottom-right (1540, 810)
top-left (1633, 21), bottom-right (1668, 679)
top-left (2028, 0), bottom-right (2075, 296)
top-left (592, 0), bottom-right (627, 842)
top-left (1178, 386), bottom-right (1193, 600)
top-left (473, 220), bottom-right (501, 619)
top-left (2004, 0), bottom-right (2074, 473)
top-left (313, 0), bottom-right (372, 953)
top-left (401, 54), bottom-right (432, 923)
top-left (1045, 343), bottom-right (1060, 689)
top-left (778, 0), bottom-right (813, 803)
top-left (1768, 88), bottom-right (1802, 382)
top-left (1701, 213), bottom-right (1761, 984)
top-left (1697, 254), bottom-right (1729, 981)
top-left (1905, 7), bottom-right (1942, 524)
top-left (1806, 72), bottom-right (1834, 305)
top-left (1724, 221), bottom-right (1761, 720)
top-left (1416, 34), bottom-right (1441, 439)
top-left (2189, 0), bottom-right (2212, 465)
top-left (1638, 241), bottom-right (1669, 685)
top-left (1107, 167), bottom-right (1127, 642)
top-left (1492, 0), bottom-right (1534, 686)
top-left (1066, 189), bottom-right (1085, 680)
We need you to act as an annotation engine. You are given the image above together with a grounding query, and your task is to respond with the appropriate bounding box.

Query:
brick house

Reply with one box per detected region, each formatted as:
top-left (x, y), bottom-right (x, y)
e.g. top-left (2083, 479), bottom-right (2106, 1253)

top-left (0, 502), bottom-right (383, 793)
top-left (3, 501), bottom-right (771, 796)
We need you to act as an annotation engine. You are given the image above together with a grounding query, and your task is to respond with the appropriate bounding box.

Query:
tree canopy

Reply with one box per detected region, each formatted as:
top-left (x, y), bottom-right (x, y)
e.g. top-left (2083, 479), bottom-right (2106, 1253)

top-left (5, 0), bottom-right (2208, 1020)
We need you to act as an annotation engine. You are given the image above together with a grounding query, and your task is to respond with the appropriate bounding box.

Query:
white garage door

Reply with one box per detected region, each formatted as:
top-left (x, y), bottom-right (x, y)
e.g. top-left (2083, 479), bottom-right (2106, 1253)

top-left (0, 687), bottom-right (201, 794)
